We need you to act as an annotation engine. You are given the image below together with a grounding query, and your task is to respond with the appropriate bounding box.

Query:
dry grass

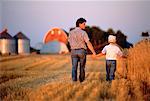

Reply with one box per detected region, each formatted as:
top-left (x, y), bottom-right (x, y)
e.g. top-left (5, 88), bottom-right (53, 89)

top-left (116, 38), bottom-right (150, 101)
top-left (0, 39), bottom-right (150, 101)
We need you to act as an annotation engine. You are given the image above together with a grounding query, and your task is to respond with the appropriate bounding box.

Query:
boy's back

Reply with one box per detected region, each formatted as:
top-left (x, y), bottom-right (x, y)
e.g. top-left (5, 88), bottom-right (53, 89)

top-left (102, 43), bottom-right (122, 60)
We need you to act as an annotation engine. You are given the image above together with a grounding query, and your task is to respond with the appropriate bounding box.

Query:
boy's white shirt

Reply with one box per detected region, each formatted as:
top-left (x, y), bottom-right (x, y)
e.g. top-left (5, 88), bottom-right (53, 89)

top-left (102, 43), bottom-right (123, 60)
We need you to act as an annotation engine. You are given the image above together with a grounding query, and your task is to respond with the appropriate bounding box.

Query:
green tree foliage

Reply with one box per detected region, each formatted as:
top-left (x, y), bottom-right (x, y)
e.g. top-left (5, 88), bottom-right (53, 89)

top-left (141, 32), bottom-right (149, 37)
top-left (107, 28), bottom-right (115, 35)
top-left (85, 26), bottom-right (108, 53)
top-left (116, 30), bottom-right (127, 48)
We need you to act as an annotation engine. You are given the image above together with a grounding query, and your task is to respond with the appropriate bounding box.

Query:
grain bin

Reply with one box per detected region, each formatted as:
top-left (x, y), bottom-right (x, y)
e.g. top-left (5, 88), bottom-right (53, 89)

top-left (14, 32), bottom-right (30, 55)
top-left (0, 29), bottom-right (16, 55)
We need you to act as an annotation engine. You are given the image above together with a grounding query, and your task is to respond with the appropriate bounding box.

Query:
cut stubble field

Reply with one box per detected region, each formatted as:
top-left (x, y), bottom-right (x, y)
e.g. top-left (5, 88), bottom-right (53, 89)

top-left (0, 54), bottom-right (112, 101)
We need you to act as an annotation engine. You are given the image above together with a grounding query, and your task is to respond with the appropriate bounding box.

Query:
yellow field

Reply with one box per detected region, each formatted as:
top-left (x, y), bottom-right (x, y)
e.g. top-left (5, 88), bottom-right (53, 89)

top-left (0, 39), bottom-right (149, 101)
top-left (0, 54), bottom-right (108, 101)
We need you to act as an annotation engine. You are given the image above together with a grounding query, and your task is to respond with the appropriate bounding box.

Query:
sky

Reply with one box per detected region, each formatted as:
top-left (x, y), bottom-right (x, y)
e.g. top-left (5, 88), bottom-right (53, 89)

top-left (0, 1), bottom-right (2, 30)
top-left (0, 0), bottom-right (150, 47)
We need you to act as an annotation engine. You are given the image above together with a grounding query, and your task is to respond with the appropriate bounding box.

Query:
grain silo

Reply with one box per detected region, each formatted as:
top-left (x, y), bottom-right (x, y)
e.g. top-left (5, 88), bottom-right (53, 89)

top-left (14, 32), bottom-right (30, 55)
top-left (0, 29), bottom-right (16, 55)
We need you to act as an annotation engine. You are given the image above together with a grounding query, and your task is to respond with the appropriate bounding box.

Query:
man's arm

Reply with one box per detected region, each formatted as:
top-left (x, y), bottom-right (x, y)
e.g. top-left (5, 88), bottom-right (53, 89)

top-left (86, 41), bottom-right (96, 55)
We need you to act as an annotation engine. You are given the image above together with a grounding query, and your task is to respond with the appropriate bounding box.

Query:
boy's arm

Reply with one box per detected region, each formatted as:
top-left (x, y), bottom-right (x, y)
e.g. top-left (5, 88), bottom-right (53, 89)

top-left (117, 48), bottom-right (127, 58)
top-left (120, 54), bottom-right (127, 58)
top-left (96, 52), bottom-right (105, 57)
top-left (92, 52), bottom-right (105, 59)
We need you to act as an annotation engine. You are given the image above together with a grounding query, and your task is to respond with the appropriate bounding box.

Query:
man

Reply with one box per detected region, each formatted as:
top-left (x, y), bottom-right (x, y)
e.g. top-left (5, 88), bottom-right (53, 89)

top-left (68, 18), bottom-right (96, 82)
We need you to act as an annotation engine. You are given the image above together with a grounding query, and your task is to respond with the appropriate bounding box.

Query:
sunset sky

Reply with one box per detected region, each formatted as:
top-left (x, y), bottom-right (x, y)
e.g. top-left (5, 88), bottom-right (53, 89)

top-left (0, 0), bottom-right (150, 47)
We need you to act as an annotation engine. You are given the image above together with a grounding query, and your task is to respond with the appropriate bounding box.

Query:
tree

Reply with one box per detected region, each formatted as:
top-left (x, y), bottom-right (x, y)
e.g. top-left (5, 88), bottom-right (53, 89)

top-left (85, 26), bottom-right (92, 40)
top-left (116, 30), bottom-right (127, 48)
top-left (141, 32), bottom-right (149, 37)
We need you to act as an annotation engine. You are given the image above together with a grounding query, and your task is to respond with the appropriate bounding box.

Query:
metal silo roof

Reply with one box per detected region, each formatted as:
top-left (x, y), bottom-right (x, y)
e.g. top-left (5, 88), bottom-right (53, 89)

top-left (0, 29), bottom-right (14, 39)
top-left (14, 32), bottom-right (30, 40)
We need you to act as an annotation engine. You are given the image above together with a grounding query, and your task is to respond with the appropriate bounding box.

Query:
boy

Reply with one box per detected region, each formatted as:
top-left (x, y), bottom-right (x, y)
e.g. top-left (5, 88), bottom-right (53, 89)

top-left (95, 35), bottom-right (123, 81)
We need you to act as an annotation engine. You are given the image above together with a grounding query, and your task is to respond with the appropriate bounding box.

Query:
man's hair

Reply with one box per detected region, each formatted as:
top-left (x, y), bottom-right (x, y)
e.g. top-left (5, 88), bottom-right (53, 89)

top-left (76, 18), bottom-right (86, 27)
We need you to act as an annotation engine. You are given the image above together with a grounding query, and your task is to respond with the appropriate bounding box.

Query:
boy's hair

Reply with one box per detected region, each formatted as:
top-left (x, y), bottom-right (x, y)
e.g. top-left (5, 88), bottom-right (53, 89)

top-left (76, 18), bottom-right (86, 27)
top-left (108, 35), bottom-right (116, 43)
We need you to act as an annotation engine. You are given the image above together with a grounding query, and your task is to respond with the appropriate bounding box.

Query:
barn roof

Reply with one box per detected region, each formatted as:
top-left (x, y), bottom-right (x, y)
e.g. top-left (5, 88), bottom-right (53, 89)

top-left (0, 29), bottom-right (14, 39)
top-left (14, 32), bottom-right (30, 40)
top-left (44, 27), bottom-right (68, 44)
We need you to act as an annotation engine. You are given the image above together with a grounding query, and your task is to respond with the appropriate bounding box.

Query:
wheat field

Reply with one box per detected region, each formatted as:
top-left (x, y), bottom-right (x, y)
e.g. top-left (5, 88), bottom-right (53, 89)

top-left (0, 39), bottom-right (150, 101)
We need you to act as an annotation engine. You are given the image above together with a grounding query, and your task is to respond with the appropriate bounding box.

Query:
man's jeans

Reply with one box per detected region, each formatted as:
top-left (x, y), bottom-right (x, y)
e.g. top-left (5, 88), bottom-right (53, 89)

top-left (71, 49), bottom-right (86, 82)
top-left (106, 60), bottom-right (116, 81)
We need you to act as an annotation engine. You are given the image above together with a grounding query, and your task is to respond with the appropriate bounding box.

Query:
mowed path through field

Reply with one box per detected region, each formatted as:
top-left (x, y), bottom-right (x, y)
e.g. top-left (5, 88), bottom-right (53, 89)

top-left (0, 54), bottom-right (116, 101)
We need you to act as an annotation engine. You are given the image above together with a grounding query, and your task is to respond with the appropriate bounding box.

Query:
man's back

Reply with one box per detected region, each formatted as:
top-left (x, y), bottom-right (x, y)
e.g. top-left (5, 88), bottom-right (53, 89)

top-left (68, 27), bottom-right (89, 50)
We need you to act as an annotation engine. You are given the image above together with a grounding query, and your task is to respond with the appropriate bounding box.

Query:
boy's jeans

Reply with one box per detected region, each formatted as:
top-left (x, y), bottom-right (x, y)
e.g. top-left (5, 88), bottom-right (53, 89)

top-left (71, 49), bottom-right (86, 82)
top-left (106, 60), bottom-right (116, 81)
